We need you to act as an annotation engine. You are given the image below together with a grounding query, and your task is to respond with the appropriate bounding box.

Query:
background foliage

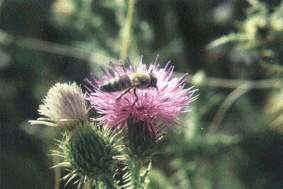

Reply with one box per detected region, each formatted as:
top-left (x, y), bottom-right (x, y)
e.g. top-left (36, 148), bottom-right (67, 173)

top-left (0, 0), bottom-right (282, 188)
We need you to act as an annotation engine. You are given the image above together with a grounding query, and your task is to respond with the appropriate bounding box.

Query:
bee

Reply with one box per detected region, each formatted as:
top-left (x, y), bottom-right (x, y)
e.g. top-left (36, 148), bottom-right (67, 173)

top-left (100, 72), bottom-right (158, 104)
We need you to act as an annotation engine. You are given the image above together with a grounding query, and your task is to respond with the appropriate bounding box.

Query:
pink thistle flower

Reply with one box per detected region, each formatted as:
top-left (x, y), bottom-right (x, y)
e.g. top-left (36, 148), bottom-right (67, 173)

top-left (84, 57), bottom-right (197, 136)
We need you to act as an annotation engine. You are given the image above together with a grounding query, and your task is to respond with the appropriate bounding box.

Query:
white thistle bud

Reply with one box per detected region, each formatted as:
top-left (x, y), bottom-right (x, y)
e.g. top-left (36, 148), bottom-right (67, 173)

top-left (29, 82), bottom-right (88, 128)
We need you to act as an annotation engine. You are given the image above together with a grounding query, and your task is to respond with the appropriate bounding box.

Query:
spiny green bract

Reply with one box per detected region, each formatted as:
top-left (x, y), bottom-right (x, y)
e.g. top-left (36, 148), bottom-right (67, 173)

top-left (51, 123), bottom-right (130, 188)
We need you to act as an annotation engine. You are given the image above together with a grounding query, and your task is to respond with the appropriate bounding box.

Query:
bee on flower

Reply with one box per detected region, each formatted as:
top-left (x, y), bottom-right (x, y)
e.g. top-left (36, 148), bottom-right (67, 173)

top-left (99, 71), bottom-right (157, 105)
top-left (84, 56), bottom-right (198, 138)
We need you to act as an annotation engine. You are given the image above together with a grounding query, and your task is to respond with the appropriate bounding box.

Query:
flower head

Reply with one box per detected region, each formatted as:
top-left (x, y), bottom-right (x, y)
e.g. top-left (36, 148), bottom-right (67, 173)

top-left (29, 82), bottom-right (88, 128)
top-left (85, 57), bottom-right (197, 136)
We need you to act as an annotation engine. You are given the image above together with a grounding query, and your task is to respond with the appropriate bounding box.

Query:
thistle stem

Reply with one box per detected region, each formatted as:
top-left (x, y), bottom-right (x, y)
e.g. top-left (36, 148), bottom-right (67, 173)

top-left (132, 160), bottom-right (142, 188)
top-left (131, 159), bottom-right (152, 189)
top-left (120, 0), bottom-right (136, 59)
top-left (54, 167), bottom-right (61, 189)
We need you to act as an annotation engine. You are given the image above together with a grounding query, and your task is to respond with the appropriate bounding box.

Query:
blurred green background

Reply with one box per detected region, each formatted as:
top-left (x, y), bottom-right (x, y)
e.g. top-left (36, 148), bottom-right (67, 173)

top-left (0, 0), bottom-right (282, 188)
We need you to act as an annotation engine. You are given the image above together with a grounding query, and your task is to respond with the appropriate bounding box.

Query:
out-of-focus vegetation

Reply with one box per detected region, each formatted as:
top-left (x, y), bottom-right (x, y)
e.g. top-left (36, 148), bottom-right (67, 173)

top-left (0, 0), bottom-right (282, 189)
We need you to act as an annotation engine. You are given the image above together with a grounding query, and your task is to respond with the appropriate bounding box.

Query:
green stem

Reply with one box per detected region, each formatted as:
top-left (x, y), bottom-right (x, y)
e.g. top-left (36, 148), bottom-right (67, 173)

top-left (131, 160), bottom-right (152, 189)
top-left (120, 0), bottom-right (136, 59)
top-left (133, 161), bottom-right (142, 188)
top-left (53, 167), bottom-right (61, 189)
top-left (91, 180), bottom-right (113, 189)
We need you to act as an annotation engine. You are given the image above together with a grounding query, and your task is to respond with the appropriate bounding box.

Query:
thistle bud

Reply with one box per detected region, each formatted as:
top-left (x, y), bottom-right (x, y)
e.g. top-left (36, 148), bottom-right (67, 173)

top-left (29, 82), bottom-right (88, 129)
top-left (52, 124), bottom-right (128, 188)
